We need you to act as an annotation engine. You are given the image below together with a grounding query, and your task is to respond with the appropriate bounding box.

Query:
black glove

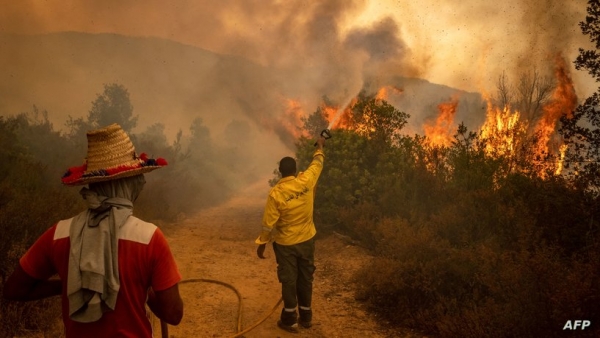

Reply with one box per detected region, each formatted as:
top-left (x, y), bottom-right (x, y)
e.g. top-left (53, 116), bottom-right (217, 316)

top-left (257, 243), bottom-right (267, 259)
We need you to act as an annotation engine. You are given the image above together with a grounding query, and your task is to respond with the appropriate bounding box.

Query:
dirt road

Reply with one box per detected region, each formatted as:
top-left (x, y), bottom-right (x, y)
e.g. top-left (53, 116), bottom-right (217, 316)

top-left (157, 179), bottom-right (413, 338)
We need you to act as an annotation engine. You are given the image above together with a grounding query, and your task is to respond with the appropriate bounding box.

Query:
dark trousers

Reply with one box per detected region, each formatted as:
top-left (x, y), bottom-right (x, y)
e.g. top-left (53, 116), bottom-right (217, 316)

top-left (273, 237), bottom-right (316, 309)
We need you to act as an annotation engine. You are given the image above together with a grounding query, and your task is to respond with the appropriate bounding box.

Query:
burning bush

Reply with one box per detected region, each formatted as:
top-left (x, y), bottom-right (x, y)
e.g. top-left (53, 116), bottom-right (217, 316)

top-left (291, 93), bottom-right (600, 337)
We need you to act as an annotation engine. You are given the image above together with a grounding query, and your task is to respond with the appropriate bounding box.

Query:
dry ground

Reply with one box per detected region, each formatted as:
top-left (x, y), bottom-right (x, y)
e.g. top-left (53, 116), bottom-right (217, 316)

top-left (157, 179), bottom-right (419, 338)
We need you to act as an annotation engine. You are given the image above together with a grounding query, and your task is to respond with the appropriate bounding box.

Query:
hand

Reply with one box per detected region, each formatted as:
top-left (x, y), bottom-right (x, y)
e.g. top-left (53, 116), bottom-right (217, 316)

top-left (257, 244), bottom-right (267, 259)
top-left (316, 136), bottom-right (326, 149)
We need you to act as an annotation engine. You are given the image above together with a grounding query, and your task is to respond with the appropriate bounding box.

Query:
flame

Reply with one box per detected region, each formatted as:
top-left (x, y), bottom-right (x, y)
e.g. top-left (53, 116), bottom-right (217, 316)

top-left (321, 98), bottom-right (356, 130)
top-left (375, 86), bottom-right (403, 102)
top-left (279, 98), bottom-right (307, 139)
top-left (473, 55), bottom-right (577, 176)
top-left (423, 97), bottom-right (459, 147)
top-left (277, 86), bottom-right (400, 139)
top-left (276, 96), bottom-right (356, 145)
top-left (555, 144), bottom-right (568, 176)
top-left (277, 64), bottom-right (577, 177)
top-left (534, 55), bottom-right (578, 172)
top-left (417, 55), bottom-right (578, 177)
top-left (480, 102), bottom-right (523, 157)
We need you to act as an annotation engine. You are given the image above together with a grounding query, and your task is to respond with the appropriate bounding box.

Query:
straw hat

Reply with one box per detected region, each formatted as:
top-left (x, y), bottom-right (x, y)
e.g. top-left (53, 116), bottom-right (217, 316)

top-left (61, 123), bottom-right (167, 186)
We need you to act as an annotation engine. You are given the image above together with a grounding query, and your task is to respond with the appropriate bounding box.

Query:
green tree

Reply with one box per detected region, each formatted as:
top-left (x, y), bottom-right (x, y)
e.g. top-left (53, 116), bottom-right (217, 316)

top-left (0, 116), bottom-right (81, 337)
top-left (65, 83), bottom-right (138, 152)
top-left (291, 95), bottom-right (411, 233)
top-left (448, 123), bottom-right (502, 191)
top-left (561, 0), bottom-right (600, 191)
top-left (88, 83), bottom-right (138, 133)
top-left (189, 117), bottom-right (212, 160)
top-left (300, 104), bottom-right (329, 137)
top-left (350, 91), bottom-right (409, 146)
top-left (136, 123), bottom-right (170, 157)
top-left (11, 107), bottom-right (79, 179)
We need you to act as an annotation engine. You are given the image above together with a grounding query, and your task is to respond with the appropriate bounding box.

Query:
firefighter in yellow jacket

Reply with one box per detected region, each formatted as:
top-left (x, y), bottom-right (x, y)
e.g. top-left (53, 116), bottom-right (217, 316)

top-left (256, 136), bottom-right (326, 333)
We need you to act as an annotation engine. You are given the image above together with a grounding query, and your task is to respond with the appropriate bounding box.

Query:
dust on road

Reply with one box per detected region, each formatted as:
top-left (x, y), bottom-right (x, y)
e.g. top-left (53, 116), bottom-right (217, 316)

top-left (158, 179), bottom-right (412, 338)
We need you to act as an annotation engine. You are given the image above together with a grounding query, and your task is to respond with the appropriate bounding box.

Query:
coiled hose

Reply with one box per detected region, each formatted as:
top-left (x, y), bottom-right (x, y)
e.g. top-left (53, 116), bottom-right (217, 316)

top-left (159, 278), bottom-right (282, 338)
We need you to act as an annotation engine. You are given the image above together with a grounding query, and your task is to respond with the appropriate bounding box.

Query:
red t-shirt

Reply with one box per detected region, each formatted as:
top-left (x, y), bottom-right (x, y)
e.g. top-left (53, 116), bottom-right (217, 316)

top-left (20, 216), bottom-right (181, 338)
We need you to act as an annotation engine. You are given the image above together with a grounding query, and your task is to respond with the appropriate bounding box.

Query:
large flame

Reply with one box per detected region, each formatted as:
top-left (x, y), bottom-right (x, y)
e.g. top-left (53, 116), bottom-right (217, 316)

top-left (275, 96), bottom-right (356, 145)
top-left (420, 55), bottom-right (578, 177)
top-left (323, 99), bottom-right (355, 130)
top-left (278, 86), bottom-right (402, 139)
top-left (278, 61), bottom-right (577, 178)
top-left (533, 56), bottom-right (578, 168)
top-left (424, 97), bottom-right (459, 147)
top-left (480, 102), bottom-right (524, 157)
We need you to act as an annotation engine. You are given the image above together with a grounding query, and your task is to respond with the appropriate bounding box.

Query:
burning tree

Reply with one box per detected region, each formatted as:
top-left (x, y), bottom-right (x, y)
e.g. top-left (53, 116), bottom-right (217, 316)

top-left (291, 92), bottom-right (414, 228)
top-left (494, 69), bottom-right (554, 124)
top-left (423, 55), bottom-right (577, 180)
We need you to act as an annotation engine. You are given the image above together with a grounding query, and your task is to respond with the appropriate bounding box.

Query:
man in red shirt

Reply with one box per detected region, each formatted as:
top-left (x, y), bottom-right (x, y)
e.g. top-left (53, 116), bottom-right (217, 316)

top-left (2, 123), bottom-right (183, 337)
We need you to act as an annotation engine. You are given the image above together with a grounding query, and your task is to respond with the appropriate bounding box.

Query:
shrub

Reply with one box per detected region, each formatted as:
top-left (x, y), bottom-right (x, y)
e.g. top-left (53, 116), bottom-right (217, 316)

top-left (354, 213), bottom-right (600, 337)
top-left (0, 117), bottom-right (81, 337)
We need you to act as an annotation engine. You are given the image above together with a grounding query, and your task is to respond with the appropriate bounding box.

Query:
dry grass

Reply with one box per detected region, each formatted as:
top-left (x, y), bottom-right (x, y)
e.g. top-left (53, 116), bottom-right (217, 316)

top-left (353, 216), bottom-right (600, 338)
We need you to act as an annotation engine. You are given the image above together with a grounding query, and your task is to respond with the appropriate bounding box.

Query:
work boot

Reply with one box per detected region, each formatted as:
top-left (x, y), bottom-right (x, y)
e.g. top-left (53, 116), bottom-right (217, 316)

top-left (299, 307), bottom-right (312, 328)
top-left (277, 308), bottom-right (299, 333)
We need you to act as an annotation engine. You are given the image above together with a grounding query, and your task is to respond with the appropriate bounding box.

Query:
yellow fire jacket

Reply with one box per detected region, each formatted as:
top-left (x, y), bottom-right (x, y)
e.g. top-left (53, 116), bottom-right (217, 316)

top-left (256, 149), bottom-right (324, 246)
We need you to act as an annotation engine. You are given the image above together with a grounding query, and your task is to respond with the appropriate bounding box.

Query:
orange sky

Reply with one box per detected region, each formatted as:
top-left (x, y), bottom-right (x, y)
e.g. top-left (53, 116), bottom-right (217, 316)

top-left (0, 0), bottom-right (593, 95)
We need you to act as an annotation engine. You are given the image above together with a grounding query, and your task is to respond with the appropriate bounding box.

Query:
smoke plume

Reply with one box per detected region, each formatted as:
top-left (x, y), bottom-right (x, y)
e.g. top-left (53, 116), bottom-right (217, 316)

top-left (0, 0), bottom-right (594, 145)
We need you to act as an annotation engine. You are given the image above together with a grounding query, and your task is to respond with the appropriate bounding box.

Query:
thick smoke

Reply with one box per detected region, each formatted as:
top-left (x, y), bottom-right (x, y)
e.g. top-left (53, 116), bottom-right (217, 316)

top-left (0, 0), bottom-right (414, 121)
top-left (398, 0), bottom-right (592, 94)
top-left (213, 0), bottom-right (416, 110)
top-left (0, 0), bottom-right (594, 144)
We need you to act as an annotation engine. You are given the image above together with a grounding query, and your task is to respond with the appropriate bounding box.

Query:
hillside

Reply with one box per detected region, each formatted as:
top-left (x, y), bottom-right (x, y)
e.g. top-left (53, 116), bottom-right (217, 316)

top-left (0, 32), bottom-right (486, 145)
top-left (0, 32), bottom-right (278, 141)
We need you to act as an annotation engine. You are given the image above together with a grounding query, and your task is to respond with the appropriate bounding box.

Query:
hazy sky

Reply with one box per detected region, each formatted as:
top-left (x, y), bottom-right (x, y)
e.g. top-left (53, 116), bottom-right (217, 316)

top-left (0, 0), bottom-right (593, 95)
top-left (0, 0), bottom-right (597, 154)
top-left (3, 0), bottom-right (594, 205)
top-left (0, 0), bottom-right (587, 91)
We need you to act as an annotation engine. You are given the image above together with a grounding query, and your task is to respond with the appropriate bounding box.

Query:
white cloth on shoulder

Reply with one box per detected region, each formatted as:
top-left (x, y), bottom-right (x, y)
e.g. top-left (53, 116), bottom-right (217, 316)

top-left (67, 175), bottom-right (145, 323)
